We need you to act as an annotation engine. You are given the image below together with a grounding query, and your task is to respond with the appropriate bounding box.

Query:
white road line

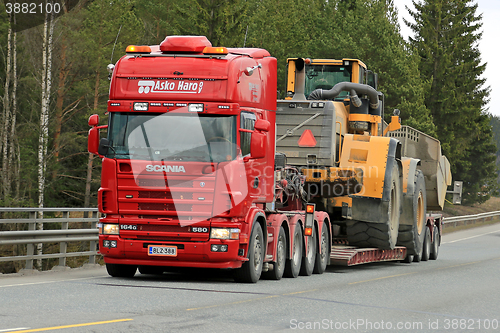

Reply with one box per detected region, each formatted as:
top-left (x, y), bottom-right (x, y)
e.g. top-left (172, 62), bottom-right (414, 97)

top-left (442, 230), bottom-right (500, 244)
top-left (0, 276), bottom-right (108, 288)
top-left (0, 328), bottom-right (30, 332)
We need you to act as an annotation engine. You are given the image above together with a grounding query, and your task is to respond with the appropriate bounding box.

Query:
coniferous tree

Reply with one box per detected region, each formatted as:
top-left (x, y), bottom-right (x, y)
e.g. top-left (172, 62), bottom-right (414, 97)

top-left (407, 0), bottom-right (497, 204)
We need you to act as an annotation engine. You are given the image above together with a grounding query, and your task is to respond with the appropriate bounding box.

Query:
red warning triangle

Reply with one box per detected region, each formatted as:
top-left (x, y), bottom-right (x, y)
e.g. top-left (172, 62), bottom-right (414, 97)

top-left (298, 129), bottom-right (317, 147)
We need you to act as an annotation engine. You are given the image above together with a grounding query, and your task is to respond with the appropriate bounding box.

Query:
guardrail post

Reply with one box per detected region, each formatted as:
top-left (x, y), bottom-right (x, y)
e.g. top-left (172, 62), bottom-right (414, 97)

top-left (59, 211), bottom-right (69, 267)
top-left (89, 210), bottom-right (98, 264)
top-left (25, 211), bottom-right (36, 270)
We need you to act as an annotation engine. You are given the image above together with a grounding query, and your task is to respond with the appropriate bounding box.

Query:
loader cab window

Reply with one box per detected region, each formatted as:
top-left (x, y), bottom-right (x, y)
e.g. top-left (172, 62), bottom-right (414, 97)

top-left (305, 64), bottom-right (352, 99)
top-left (240, 111), bottom-right (256, 156)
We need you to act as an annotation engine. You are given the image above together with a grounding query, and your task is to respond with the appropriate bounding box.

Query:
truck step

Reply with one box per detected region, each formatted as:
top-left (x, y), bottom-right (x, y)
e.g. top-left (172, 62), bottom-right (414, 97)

top-left (330, 246), bottom-right (406, 266)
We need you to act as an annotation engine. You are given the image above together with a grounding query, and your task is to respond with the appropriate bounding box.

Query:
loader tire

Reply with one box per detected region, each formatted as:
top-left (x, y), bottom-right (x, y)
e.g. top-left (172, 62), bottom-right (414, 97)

top-left (397, 170), bottom-right (426, 261)
top-left (346, 163), bottom-right (401, 250)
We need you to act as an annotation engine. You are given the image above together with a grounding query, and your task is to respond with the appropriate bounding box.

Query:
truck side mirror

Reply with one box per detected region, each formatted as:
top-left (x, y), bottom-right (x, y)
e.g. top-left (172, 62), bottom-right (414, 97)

top-left (244, 119), bottom-right (270, 161)
top-left (88, 114), bottom-right (99, 126)
top-left (98, 138), bottom-right (110, 156)
top-left (250, 132), bottom-right (266, 159)
top-left (88, 127), bottom-right (100, 155)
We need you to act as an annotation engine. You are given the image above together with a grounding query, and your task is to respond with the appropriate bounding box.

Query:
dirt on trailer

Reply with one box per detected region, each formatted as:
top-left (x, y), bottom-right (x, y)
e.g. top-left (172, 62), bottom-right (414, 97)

top-left (441, 196), bottom-right (500, 217)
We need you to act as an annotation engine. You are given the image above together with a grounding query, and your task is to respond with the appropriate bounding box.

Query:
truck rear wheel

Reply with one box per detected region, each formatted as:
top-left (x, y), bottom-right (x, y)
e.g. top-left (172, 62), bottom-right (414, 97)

top-left (430, 226), bottom-right (440, 260)
top-left (262, 226), bottom-right (286, 280)
top-left (346, 163), bottom-right (401, 250)
top-left (300, 227), bottom-right (317, 276)
top-left (284, 224), bottom-right (303, 278)
top-left (398, 170), bottom-right (426, 261)
top-left (106, 263), bottom-right (137, 277)
top-left (313, 225), bottom-right (329, 274)
top-left (234, 222), bottom-right (264, 283)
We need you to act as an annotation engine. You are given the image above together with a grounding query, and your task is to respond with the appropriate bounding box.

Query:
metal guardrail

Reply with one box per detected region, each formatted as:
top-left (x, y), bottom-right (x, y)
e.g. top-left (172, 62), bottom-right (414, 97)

top-left (443, 211), bottom-right (500, 227)
top-left (0, 208), bottom-right (499, 271)
top-left (0, 208), bottom-right (99, 270)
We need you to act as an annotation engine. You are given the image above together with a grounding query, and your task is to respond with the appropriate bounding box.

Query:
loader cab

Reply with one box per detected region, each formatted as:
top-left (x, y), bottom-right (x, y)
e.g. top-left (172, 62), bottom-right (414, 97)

top-left (286, 58), bottom-right (376, 100)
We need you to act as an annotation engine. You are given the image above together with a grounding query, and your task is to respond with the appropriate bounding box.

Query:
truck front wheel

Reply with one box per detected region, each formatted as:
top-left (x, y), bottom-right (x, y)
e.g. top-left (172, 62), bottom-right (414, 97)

top-left (234, 222), bottom-right (264, 283)
top-left (106, 263), bottom-right (137, 278)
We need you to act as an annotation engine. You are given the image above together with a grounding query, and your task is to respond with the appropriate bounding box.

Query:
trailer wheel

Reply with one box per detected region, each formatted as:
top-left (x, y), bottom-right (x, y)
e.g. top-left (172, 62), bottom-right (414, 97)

top-left (402, 254), bottom-right (413, 263)
top-left (347, 163), bottom-right (401, 250)
top-left (284, 224), bottom-right (303, 278)
top-left (262, 226), bottom-right (286, 280)
top-left (421, 227), bottom-right (431, 261)
top-left (313, 224), bottom-right (329, 274)
top-left (300, 226), bottom-right (317, 276)
top-left (106, 263), bottom-right (137, 277)
top-left (234, 222), bottom-right (264, 283)
top-left (430, 225), bottom-right (440, 260)
top-left (398, 170), bottom-right (426, 261)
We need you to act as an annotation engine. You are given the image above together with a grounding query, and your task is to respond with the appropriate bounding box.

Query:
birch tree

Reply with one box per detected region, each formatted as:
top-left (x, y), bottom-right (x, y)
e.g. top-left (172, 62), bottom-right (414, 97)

top-left (37, 10), bottom-right (56, 265)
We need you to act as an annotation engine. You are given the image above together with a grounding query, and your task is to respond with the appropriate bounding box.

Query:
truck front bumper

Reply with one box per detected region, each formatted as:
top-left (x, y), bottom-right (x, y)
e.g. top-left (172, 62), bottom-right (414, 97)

top-left (99, 236), bottom-right (245, 269)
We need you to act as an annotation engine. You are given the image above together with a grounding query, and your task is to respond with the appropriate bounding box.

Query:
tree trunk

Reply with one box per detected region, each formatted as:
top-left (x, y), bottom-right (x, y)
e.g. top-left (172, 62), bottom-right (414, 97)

top-left (37, 12), bottom-right (55, 268)
top-left (2, 19), bottom-right (12, 200)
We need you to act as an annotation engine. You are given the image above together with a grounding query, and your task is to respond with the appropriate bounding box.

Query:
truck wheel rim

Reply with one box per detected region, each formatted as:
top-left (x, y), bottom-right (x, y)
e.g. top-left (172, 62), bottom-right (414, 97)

top-left (253, 233), bottom-right (262, 270)
top-left (277, 234), bottom-right (285, 270)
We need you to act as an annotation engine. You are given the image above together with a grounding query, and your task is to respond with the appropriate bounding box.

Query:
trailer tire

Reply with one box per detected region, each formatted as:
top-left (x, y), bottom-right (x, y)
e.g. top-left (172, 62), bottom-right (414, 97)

top-left (313, 224), bottom-right (329, 274)
top-left (430, 226), bottom-right (440, 260)
top-left (284, 224), bottom-right (303, 278)
top-left (421, 227), bottom-right (431, 261)
top-left (402, 254), bottom-right (413, 263)
top-left (346, 163), bottom-right (401, 250)
top-left (398, 170), bottom-right (426, 261)
top-left (300, 226), bottom-right (317, 276)
top-left (262, 226), bottom-right (286, 280)
top-left (234, 222), bottom-right (264, 283)
top-left (106, 263), bottom-right (137, 277)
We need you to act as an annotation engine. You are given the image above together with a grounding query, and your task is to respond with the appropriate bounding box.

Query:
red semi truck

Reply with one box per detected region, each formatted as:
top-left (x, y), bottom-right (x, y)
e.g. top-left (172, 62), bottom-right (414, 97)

top-left (88, 36), bottom-right (448, 283)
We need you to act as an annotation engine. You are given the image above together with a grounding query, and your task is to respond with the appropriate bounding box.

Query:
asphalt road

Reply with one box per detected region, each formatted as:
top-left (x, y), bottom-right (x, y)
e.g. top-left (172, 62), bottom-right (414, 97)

top-left (1, 223), bottom-right (500, 333)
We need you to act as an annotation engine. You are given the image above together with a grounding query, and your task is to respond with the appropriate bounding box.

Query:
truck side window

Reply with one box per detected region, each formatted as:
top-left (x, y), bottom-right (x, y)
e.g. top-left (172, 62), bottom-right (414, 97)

top-left (240, 112), bottom-right (256, 156)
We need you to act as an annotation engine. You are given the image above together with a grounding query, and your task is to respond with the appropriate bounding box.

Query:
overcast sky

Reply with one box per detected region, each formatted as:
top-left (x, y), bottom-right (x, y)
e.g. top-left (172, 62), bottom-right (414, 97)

top-left (394, 0), bottom-right (500, 117)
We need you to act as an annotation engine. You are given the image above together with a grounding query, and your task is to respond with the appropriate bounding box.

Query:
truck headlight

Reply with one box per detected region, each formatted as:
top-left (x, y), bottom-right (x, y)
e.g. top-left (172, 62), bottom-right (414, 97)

top-left (188, 103), bottom-right (203, 112)
top-left (210, 228), bottom-right (240, 240)
top-left (133, 102), bottom-right (148, 111)
top-left (102, 224), bottom-right (119, 235)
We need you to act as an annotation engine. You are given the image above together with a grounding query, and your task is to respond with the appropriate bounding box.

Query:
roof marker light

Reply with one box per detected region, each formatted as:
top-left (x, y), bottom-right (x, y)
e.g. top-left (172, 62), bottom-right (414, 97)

top-left (126, 45), bottom-right (152, 54)
top-left (203, 46), bottom-right (228, 55)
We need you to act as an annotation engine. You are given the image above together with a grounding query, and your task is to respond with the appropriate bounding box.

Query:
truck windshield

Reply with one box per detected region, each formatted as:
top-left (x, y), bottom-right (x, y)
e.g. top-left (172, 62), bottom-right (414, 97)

top-left (304, 65), bottom-right (352, 98)
top-left (107, 112), bottom-right (236, 163)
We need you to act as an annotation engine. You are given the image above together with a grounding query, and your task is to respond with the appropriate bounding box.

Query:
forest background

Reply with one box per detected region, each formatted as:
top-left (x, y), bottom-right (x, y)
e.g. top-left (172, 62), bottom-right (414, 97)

top-left (0, 0), bottom-right (498, 210)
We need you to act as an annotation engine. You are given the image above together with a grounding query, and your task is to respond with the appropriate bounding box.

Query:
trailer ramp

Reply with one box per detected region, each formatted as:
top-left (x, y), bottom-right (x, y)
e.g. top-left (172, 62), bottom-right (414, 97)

top-left (330, 246), bottom-right (407, 266)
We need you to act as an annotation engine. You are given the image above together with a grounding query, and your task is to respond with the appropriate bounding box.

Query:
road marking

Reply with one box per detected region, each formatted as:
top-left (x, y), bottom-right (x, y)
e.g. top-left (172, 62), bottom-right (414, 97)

top-left (284, 289), bottom-right (318, 295)
top-left (0, 329), bottom-right (30, 332)
top-left (7, 319), bottom-right (133, 332)
top-left (348, 272), bottom-right (417, 285)
top-left (442, 229), bottom-right (500, 244)
top-left (0, 276), bottom-right (108, 288)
